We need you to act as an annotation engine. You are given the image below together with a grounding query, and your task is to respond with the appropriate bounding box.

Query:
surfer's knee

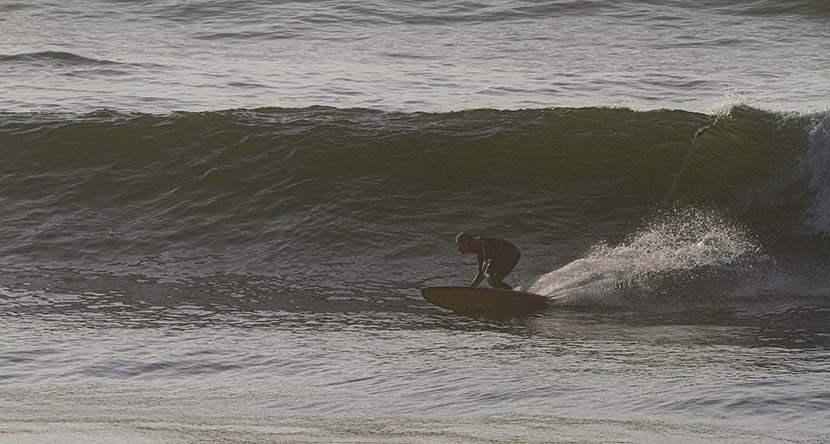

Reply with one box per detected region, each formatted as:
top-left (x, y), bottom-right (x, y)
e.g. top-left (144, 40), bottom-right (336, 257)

top-left (487, 275), bottom-right (510, 290)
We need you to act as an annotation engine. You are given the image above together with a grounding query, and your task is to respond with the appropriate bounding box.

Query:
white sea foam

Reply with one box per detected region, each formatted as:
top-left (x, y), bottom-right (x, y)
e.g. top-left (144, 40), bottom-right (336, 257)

top-left (801, 115), bottom-right (830, 235)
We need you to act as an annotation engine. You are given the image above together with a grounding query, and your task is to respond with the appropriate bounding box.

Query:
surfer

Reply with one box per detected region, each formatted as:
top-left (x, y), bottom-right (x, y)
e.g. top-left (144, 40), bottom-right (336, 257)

top-left (455, 232), bottom-right (521, 290)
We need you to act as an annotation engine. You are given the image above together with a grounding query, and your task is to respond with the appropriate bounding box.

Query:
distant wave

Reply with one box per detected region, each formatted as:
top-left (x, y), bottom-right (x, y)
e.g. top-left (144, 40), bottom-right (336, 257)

top-left (147, 0), bottom-right (830, 28)
top-left (709, 0), bottom-right (830, 18)
top-left (0, 51), bottom-right (123, 66)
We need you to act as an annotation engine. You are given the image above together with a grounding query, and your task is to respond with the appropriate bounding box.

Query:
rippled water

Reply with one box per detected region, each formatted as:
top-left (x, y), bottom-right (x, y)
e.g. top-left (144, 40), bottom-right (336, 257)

top-left (2, 1), bottom-right (830, 443)
top-left (2, 0), bottom-right (830, 113)
top-left (2, 252), bottom-right (829, 442)
top-left (4, 302), bottom-right (830, 441)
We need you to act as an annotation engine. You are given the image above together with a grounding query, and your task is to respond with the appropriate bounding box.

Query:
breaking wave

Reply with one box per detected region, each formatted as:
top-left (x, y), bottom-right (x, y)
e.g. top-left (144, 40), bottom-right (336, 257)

top-left (0, 105), bottom-right (828, 308)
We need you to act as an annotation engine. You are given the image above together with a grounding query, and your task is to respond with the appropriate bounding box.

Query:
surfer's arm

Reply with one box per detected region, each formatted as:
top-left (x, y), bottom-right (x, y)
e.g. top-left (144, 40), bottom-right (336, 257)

top-left (470, 268), bottom-right (485, 287)
top-left (470, 241), bottom-right (490, 287)
top-left (470, 258), bottom-right (490, 287)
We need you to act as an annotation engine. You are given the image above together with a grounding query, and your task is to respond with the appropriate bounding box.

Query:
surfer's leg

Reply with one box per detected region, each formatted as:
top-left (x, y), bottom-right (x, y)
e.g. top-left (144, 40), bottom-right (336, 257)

top-left (486, 254), bottom-right (519, 290)
top-left (487, 274), bottom-right (513, 290)
top-left (501, 254), bottom-right (520, 277)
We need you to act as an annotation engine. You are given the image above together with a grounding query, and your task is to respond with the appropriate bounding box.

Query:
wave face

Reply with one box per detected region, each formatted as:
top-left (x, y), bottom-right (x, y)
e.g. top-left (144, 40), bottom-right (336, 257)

top-left (0, 106), bottom-right (829, 308)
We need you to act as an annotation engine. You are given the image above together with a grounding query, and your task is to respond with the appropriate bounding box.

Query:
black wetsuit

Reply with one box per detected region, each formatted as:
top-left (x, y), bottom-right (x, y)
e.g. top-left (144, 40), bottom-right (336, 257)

top-left (475, 236), bottom-right (521, 290)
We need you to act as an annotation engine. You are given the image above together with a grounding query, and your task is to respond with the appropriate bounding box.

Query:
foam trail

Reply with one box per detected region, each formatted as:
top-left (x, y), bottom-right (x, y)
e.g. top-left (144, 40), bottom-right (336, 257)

top-left (529, 209), bottom-right (761, 305)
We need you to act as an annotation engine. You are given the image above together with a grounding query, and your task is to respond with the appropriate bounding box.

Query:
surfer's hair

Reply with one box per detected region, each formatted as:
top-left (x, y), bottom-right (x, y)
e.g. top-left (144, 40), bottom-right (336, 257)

top-left (455, 232), bottom-right (474, 247)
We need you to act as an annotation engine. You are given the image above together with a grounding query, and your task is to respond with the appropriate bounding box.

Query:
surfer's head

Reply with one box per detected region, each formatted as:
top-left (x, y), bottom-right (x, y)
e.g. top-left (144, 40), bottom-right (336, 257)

top-left (455, 232), bottom-right (477, 253)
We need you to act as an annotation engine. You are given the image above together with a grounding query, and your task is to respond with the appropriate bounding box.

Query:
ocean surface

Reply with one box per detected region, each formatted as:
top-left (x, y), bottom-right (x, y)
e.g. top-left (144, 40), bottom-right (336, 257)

top-left (2, 1), bottom-right (830, 443)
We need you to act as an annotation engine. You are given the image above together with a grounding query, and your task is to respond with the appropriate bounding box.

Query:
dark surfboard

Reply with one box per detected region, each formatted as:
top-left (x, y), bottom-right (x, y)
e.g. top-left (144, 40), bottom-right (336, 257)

top-left (421, 286), bottom-right (547, 315)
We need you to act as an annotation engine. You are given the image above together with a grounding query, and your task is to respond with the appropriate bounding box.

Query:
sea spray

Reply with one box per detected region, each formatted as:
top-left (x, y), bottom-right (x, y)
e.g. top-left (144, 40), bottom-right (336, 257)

top-left (529, 207), bottom-right (765, 306)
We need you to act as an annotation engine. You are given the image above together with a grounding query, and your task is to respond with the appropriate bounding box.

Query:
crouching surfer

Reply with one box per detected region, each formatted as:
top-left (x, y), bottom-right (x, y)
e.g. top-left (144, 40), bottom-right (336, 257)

top-left (455, 232), bottom-right (521, 290)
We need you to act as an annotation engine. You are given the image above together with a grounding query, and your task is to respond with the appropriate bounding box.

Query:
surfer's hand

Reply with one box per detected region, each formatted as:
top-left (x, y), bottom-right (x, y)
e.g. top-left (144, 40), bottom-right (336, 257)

top-left (470, 269), bottom-right (484, 287)
top-left (480, 259), bottom-right (492, 273)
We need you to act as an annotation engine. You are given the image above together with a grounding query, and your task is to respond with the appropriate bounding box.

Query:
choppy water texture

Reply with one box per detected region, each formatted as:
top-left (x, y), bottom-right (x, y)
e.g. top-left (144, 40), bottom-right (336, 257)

top-left (1, 0), bottom-right (830, 112)
top-left (2, 1), bottom-right (830, 443)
